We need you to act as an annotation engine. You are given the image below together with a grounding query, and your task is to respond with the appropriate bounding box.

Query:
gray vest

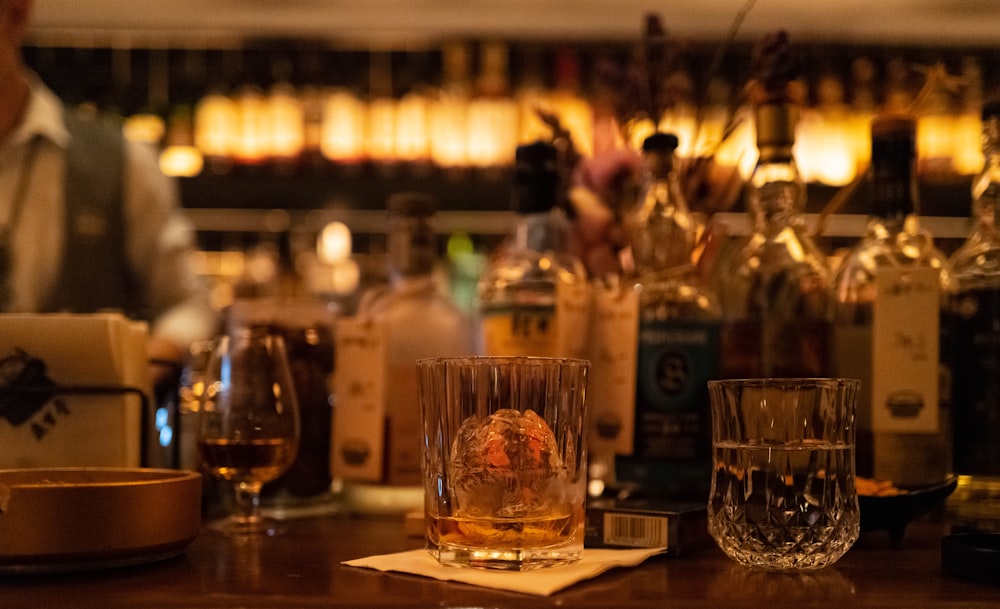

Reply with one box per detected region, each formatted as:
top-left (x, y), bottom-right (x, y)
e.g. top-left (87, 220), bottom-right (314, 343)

top-left (42, 111), bottom-right (144, 319)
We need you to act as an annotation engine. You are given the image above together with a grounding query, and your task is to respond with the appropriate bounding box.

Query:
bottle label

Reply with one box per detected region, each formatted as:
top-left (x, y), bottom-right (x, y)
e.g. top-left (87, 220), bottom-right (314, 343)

top-left (951, 287), bottom-right (1000, 476)
top-left (481, 281), bottom-right (591, 358)
top-left (634, 318), bottom-right (720, 460)
top-left (331, 316), bottom-right (387, 483)
top-left (481, 304), bottom-right (557, 356)
top-left (587, 284), bottom-right (639, 457)
top-left (385, 360), bottom-right (422, 485)
top-left (558, 281), bottom-right (593, 358)
top-left (872, 267), bottom-right (940, 435)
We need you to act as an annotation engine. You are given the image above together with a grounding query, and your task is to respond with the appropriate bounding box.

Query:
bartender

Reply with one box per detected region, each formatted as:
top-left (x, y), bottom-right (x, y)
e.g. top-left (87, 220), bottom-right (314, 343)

top-left (0, 0), bottom-right (217, 381)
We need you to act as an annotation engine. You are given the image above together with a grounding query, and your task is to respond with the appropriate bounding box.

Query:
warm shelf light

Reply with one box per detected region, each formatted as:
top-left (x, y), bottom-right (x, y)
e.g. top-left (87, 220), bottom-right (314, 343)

top-left (658, 105), bottom-right (697, 159)
top-left (430, 96), bottom-right (469, 167)
top-left (321, 88), bottom-right (366, 164)
top-left (159, 106), bottom-right (204, 178)
top-left (366, 96), bottom-right (397, 163)
top-left (233, 85), bottom-right (270, 165)
top-left (466, 97), bottom-right (518, 167)
top-left (918, 110), bottom-right (957, 176)
top-left (267, 81), bottom-right (305, 165)
top-left (430, 42), bottom-right (472, 168)
top-left (194, 90), bottom-right (239, 170)
top-left (395, 90), bottom-right (431, 163)
top-left (952, 112), bottom-right (984, 175)
top-left (318, 221), bottom-right (352, 265)
top-left (123, 112), bottom-right (165, 145)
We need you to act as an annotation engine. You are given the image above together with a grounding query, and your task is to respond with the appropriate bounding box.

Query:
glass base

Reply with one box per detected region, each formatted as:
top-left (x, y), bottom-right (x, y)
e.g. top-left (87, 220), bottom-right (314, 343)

top-left (261, 490), bottom-right (343, 521)
top-left (204, 515), bottom-right (285, 537)
top-left (429, 543), bottom-right (583, 571)
top-left (339, 481), bottom-right (423, 516)
top-left (710, 530), bottom-right (858, 571)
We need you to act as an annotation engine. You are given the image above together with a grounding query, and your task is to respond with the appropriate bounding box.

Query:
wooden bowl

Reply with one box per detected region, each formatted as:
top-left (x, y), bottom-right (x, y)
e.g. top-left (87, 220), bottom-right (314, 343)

top-left (0, 468), bottom-right (202, 573)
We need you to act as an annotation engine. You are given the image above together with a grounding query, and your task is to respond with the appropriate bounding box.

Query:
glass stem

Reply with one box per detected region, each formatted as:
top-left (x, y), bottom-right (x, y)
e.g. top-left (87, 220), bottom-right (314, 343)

top-left (233, 481), bottom-right (264, 523)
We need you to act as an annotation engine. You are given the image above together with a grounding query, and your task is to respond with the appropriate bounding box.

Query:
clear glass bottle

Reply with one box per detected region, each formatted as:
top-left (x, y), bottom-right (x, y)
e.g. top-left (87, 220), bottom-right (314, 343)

top-left (947, 99), bottom-right (1000, 532)
top-left (715, 99), bottom-right (834, 378)
top-left (617, 132), bottom-right (722, 500)
top-left (832, 115), bottom-right (954, 487)
top-left (477, 140), bottom-right (590, 359)
top-left (332, 192), bottom-right (475, 514)
top-left (626, 133), bottom-right (703, 275)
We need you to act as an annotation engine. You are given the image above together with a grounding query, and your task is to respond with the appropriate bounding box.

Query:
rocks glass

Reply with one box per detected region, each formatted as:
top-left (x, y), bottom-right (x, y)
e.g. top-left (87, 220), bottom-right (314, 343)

top-left (417, 356), bottom-right (590, 570)
top-left (707, 378), bottom-right (861, 570)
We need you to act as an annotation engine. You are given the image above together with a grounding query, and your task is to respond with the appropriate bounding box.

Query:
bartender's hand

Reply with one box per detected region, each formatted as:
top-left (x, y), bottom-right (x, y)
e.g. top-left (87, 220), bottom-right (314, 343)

top-left (147, 335), bottom-right (186, 390)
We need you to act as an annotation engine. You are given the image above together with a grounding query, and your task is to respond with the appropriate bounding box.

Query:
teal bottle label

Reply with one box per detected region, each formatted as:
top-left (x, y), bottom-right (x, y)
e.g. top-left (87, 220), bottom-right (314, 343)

top-left (634, 319), bottom-right (720, 460)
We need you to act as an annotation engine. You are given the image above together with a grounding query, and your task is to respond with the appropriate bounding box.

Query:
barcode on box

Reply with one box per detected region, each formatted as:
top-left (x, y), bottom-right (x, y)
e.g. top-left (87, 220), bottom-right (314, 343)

top-left (602, 513), bottom-right (669, 548)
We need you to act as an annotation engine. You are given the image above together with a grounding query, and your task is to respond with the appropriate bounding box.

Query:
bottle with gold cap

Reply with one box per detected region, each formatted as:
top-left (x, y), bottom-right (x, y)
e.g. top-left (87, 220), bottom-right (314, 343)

top-left (714, 31), bottom-right (834, 379)
top-left (832, 115), bottom-right (954, 487)
top-left (612, 131), bottom-right (721, 500)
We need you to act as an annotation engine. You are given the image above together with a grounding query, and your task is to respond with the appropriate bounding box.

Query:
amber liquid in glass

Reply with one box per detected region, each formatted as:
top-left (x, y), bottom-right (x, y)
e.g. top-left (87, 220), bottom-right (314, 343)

top-left (198, 437), bottom-right (296, 484)
top-left (428, 510), bottom-right (579, 550)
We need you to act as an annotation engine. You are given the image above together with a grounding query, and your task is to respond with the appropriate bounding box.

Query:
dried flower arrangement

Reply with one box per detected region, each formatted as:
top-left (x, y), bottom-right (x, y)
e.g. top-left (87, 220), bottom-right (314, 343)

top-left (543, 2), bottom-right (975, 278)
top-left (556, 1), bottom-right (760, 278)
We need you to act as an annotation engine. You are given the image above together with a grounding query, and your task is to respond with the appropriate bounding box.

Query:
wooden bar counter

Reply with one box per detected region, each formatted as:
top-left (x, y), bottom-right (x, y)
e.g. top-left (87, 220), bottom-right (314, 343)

top-left (1, 511), bottom-right (996, 608)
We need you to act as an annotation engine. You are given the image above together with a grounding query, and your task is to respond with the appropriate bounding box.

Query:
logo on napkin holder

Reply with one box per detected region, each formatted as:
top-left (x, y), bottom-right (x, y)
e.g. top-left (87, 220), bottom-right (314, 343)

top-left (0, 348), bottom-right (70, 438)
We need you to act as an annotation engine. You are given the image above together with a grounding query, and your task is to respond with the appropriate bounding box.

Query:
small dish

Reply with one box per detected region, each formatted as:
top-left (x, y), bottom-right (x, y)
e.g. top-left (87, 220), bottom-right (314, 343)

top-left (858, 475), bottom-right (958, 543)
top-left (0, 468), bottom-right (202, 574)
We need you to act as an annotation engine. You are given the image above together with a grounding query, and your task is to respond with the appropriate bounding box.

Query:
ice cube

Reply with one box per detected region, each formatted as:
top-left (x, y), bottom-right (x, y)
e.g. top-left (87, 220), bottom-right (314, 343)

top-left (449, 408), bottom-right (565, 518)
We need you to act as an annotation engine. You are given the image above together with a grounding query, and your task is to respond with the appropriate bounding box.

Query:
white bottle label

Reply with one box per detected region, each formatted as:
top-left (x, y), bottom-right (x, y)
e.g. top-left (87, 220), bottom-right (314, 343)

top-left (588, 284), bottom-right (639, 456)
top-left (331, 316), bottom-right (387, 482)
top-left (872, 267), bottom-right (940, 434)
top-left (557, 280), bottom-right (594, 359)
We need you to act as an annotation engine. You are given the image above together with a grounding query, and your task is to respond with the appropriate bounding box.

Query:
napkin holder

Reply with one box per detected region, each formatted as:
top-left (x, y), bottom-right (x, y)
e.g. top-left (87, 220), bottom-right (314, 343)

top-left (0, 313), bottom-right (150, 469)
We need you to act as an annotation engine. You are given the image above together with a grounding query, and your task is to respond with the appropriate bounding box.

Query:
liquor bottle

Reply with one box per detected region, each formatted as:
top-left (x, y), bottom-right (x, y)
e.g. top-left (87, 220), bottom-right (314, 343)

top-left (832, 115), bottom-right (954, 487)
top-left (477, 140), bottom-right (590, 358)
top-left (614, 131), bottom-right (722, 500)
top-left (626, 133), bottom-right (702, 275)
top-left (228, 298), bottom-right (337, 513)
top-left (332, 193), bottom-right (476, 514)
top-left (714, 63), bottom-right (834, 379)
top-left (947, 99), bottom-right (1000, 532)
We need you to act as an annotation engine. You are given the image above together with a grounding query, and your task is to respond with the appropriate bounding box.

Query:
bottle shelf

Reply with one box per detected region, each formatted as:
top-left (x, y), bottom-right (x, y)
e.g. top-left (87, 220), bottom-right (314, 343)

top-left (179, 170), bottom-right (974, 242)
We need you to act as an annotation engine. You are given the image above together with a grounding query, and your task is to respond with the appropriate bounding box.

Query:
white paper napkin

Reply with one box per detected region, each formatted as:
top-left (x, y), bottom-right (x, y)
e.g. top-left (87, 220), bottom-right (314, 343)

top-left (343, 547), bottom-right (665, 596)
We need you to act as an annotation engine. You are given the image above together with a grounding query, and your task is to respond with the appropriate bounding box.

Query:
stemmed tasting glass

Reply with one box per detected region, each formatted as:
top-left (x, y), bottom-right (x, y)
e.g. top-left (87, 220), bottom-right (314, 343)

top-left (197, 327), bottom-right (300, 535)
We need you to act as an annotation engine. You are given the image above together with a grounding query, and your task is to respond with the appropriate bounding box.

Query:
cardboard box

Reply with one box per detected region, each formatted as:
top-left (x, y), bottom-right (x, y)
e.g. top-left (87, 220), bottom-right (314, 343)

top-left (0, 313), bottom-right (149, 468)
top-left (585, 498), bottom-right (712, 556)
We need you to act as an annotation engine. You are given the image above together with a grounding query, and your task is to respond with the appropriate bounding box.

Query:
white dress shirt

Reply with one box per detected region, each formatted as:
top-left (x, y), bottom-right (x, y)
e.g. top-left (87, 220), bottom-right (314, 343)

top-left (0, 76), bottom-right (217, 349)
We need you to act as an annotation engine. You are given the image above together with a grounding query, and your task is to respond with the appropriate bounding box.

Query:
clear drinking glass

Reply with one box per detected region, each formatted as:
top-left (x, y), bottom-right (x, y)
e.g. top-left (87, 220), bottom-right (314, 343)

top-left (417, 356), bottom-right (590, 571)
top-left (198, 327), bottom-right (301, 535)
top-left (706, 378), bottom-right (860, 570)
